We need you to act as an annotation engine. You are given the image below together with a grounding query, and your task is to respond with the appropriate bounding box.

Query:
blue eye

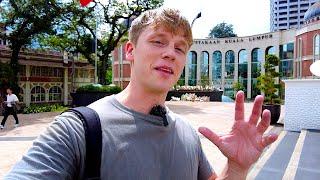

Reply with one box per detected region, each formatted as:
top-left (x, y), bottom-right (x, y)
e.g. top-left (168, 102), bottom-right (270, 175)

top-left (154, 41), bottom-right (163, 44)
top-left (176, 48), bottom-right (185, 54)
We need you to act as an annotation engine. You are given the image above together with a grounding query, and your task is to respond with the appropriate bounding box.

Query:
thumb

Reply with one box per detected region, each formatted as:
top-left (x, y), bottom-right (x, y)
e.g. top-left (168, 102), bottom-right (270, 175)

top-left (198, 127), bottom-right (221, 148)
top-left (261, 134), bottom-right (278, 148)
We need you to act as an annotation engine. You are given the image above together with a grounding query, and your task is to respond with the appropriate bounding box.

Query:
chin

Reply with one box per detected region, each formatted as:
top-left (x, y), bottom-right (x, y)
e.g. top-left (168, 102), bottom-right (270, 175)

top-left (150, 84), bottom-right (171, 94)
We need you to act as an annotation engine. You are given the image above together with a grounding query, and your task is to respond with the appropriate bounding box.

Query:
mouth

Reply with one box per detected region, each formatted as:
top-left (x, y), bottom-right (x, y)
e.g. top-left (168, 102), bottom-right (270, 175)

top-left (154, 66), bottom-right (174, 75)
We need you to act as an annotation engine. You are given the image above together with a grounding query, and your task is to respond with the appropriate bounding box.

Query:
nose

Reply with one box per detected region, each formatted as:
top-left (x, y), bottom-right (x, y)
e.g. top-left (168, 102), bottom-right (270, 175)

top-left (161, 44), bottom-right (176, 61)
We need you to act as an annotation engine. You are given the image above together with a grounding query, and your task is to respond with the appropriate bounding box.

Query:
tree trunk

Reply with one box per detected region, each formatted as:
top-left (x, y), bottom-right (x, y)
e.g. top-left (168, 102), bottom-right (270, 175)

top-left (98, 53), bottom-right (111, 85)
top-left (9, 45), bottom-right (22, 93)
top-left (98, 55), bottom-right (106, 85)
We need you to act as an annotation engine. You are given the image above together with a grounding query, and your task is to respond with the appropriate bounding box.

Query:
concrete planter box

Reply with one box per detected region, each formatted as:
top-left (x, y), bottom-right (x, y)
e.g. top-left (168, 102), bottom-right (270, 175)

top-left (166, 90), bottom-right (223, 102)
top-left (283, 79), bottom-right (320, 131)
top-left (70, 92), bottom-right (114, 107)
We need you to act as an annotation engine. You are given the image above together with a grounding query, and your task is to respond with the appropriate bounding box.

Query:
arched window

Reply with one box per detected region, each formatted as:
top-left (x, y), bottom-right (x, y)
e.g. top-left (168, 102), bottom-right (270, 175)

top-left (177, 67), bottom-right (185, 86)
top-left (279, 43), bottom-right (294, 79)
top-left (238, 49), bottom-right (248, 93)
top-left (188, 51), bottom-right (197, 86)
top-left (49, 86), bottom-right (62, 102)
top-left (266, 46), bottom-right (275, 55)
top-left (212, 51), bottom-right (222, 86)
top-left (314, 34), bottom-right (320, 57)
top-left (225, 50), bottom-right (235, 97)
top-left (31, 86), bottom-right (45, 102)
top-left (200, 51), bottom-right (209, 85)
top-left (19, 87), bottom-right (24, 100)
top-left (251, 48), bottom-right (263, 98)
top-left (225, 50), bottom-right (235, 79)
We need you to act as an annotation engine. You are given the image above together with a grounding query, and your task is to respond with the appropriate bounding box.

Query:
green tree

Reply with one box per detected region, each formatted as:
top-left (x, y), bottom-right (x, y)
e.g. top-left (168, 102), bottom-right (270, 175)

top-left (89, 0), bottom-right (164, 85)
top-left (200, 75), bottom-right (210, 87)
top-left (257, 54), bottom-right (281, 104)
top-left (37, 2), bottom-right (96, 62)
top-left (232, 82), bottom-right (245, 92)
top-left (0, 0), bottom-right (64, 92)
top-left (208, 22), bottom-right (237, 38)
top-left (40, 0), bottom-right (163, 85)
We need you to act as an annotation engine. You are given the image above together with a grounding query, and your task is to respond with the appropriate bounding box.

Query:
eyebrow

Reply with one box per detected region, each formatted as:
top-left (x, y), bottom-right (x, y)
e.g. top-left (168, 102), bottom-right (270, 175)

top-left (149, 32), bottom-right (188, 48)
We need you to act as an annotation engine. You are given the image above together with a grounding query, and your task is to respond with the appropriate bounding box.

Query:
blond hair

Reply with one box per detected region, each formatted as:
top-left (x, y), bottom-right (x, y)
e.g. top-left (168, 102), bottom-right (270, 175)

top-left (129, 8), bottom-right (193, 48)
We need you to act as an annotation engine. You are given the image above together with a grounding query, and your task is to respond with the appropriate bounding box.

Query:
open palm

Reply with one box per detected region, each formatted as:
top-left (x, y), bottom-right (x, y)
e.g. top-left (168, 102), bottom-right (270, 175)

top-left (199, 91), bottom-right (278, 170)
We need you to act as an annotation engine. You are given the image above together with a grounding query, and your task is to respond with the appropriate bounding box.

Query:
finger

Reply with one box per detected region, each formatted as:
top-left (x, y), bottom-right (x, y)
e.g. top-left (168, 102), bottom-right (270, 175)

top-left (234, 91), bottom-right (245, 121)
top-left (257, 110), bottom-right (271, 134)
top-left (261, 133), bottom-right (278, 148)
top-left (198, 127), bottom-right (221, 147)
top-left (248, 95), bottom-right (264, 125)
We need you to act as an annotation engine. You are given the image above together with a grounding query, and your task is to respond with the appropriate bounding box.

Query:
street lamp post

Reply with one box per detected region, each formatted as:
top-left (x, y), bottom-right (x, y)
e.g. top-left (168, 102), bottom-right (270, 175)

top-left (93, 6), bottom-right (105, 84)
top-left (191, 12), bottom-right (201, 28)
top-left (94, 19), bottom-right (98, 84)
top-left (187, 12), bottom-right (201, 86)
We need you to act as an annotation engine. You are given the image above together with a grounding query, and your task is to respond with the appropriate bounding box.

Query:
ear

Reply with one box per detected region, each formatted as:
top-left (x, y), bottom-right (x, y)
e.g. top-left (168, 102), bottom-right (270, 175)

top-left (125, 41), bottom-right (134, 62)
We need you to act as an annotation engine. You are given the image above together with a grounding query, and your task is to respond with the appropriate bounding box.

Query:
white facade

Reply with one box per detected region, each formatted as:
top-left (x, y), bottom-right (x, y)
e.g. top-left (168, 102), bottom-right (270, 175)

top-left (270, 0), bottom-right (317, 31)
top-left (185, 30), bottom-right (296, 99)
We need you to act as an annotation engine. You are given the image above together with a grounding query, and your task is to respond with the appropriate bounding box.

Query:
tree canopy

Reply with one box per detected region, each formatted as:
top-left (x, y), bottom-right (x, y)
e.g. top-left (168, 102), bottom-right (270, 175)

top-left (1, 0), bottom-right (164, 88)
top-left (0, 0), bottom-right (65, 92)
top-left (208, 22), bottom-right (237, 38)
top-left (40, 0), bottom-right (164, 85)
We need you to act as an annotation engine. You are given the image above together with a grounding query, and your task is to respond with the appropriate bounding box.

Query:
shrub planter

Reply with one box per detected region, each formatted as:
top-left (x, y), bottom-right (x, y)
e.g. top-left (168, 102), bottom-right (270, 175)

top-left (166, 90), bottom-right (223, 102)
top-left (262, 104), bottom-right (281, 125)
top-left (70, 92), bottom-right (114, 107)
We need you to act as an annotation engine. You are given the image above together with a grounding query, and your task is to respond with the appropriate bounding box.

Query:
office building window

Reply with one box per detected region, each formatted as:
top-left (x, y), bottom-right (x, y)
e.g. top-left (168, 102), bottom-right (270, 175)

top-left (31, 86), bottom-right (46, 102)
top-left (238, 49), bottom-right (248, 94)
top-left (188, 51), bottom-right (197, 86)
top-left (200, 51), bottom-right (209, 85)
top-left (212, 51), bottom-right (222, 86)
top-left (49, 86), bottom-right (62, 102)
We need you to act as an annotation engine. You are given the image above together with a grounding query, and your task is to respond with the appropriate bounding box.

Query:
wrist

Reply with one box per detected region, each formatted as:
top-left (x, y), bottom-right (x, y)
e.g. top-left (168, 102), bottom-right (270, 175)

top-left (226, 160), bottom-right (248, 179)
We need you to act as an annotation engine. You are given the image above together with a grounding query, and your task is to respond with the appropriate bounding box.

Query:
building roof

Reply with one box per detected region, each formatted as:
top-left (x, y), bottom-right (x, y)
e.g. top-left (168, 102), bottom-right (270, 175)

top-left (304, 1), bottom-right (320, 22)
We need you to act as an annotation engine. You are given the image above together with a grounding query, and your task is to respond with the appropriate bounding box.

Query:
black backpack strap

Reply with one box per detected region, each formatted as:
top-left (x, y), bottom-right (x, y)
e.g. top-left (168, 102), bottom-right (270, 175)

top-left (66, 107), bottom-right (102, 180)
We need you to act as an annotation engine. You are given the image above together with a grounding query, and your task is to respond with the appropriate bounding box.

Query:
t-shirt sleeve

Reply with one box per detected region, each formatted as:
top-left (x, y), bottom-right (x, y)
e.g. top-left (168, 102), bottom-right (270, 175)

top-left (13, 95), bottom-right (19, 102)
top-left (198, 140), bottom-right (214, 180)
top-left (4, 112), bottom-right (86, 180)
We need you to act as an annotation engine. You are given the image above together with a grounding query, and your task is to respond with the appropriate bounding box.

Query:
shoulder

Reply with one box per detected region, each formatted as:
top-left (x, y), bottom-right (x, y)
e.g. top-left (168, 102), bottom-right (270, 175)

top-left (11, 94), bottom-right (18, 99)
top-left (88, 95), bottom-right (115, 110)
top-left (87, 95), bottom-right (123, 120)
top-left (52, 111), bottom-right (86, 143)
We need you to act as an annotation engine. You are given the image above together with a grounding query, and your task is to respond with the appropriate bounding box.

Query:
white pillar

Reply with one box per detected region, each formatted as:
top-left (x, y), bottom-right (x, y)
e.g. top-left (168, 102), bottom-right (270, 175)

top-left (234, 51), bottom-right (239, 83)
top-left (25, 65), bottom-right (31, 106)
top-left (63, 68), bottom-right (68, 105)
top-left (197, 51), bottom-right (201, 85)
top-left (261, 49), bottom-right (266, 74)
top-left (221, 51), bottom-right (226, 93)
top-left (275, 46), bottom-right (280, 84)
top-left (185, 56), bottom-right (189, 86)
top-left (247, 51), bottom-right (252, 99)
top-left (208, 52), bottom-right (212, 84)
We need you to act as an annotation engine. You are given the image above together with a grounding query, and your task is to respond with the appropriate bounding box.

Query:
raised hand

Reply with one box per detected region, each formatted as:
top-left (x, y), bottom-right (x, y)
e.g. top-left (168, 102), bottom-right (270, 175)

top-left (199, 91), bottom-right (278, 170)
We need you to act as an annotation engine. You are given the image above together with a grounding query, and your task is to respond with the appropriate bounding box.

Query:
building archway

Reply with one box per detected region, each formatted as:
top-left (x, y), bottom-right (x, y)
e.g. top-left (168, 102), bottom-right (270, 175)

top-left (188, 51), bottom-right (197, 86)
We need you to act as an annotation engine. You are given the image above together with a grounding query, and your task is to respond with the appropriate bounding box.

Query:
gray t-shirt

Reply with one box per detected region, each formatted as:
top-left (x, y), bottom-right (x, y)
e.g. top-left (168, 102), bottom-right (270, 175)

top-left (5, 95), bottom-right (213, 180)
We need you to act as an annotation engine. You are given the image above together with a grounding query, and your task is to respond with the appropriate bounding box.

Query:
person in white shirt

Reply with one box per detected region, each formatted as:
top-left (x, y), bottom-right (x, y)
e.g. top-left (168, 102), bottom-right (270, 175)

top-left (1, 87), bottom-right (19, 129)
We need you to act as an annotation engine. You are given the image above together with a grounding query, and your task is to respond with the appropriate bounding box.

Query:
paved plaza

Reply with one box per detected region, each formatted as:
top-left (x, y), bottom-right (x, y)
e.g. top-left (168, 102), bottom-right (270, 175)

top-left (0, 101), bottom-right (284, 178)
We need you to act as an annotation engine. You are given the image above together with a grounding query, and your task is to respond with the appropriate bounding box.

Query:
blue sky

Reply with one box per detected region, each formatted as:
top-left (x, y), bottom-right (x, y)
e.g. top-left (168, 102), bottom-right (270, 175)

top-left (98, 0), bottom-right (271, 38)
top-left (163, 0), bottom-right (270, 38)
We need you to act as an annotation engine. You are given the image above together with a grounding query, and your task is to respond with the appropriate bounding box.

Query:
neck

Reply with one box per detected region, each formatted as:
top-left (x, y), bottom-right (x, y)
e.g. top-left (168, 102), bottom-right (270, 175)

top-left (115, 82), bottom-right (167, 114)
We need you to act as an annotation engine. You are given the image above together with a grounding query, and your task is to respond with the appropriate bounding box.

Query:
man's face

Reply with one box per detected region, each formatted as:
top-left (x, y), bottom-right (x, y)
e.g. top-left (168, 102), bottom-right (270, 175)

top-left (6, 89), bottom-right (12, 94)
top-left (126, 26), bottom-right (189, 93)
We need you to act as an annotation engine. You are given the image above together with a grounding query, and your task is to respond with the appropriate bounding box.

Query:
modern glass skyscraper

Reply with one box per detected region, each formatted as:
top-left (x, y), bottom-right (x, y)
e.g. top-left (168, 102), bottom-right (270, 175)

top-left (270, 0), bottom-right (317, 31)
